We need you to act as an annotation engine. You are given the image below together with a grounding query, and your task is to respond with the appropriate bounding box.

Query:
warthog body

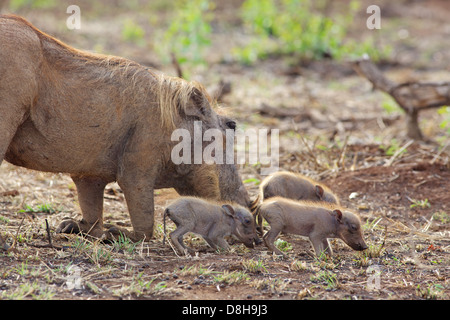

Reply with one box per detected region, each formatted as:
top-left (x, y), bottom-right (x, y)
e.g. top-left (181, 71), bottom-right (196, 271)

top-left (163, 197), bottom-right (257, 254)
top-left (256, 197), bottom-right (367, 256)
top-left (0, 15), bottom-right (249, 241)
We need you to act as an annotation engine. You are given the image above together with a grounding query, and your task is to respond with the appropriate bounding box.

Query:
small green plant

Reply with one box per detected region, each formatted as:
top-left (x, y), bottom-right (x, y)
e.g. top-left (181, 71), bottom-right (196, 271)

top-left (249, 277), bottom-right (288, 293)
top-left (381, 96), bottom-right (402, 115)
top-left (242, 258), bottom-right (267, 273)
top-left (9, 0), bottom-right (57, 10)
top-left (18, 203), bottom-right (57, 214)
top-left (0, 216), bottom-right (10, 224)
top-left (213, 271), bottom-right (249, 285)
top-left (14, 261), bottom-right (30, 276)
top-left (111, 232), bottom-right (141, 254)
top-left (314, 251), bottom-right (341, 270)
top-left (438, 106), bottom-right (450, 135)
top-left (122, 19), bottom-right (146, 46)
top-left (433, 211), bottom-right (449, 224)
top-left (274, 238), bottom-right (292, 252)
top-left (113, 272), bottom-right (169, 297)
top-left (242, 178), bottom-right (261, 185)
top-left (363, 217), bottom-right (384, 232)
top-left (1, 281), bottom-right (55, 300)
top-left (410, 198), bottom-right (431, 209)
top-left (379, 138), bottom-right (407, 157)
top-left (353, 253), bottom-right (370, 268)
top-left (365, 243), bottom-right (385, 259)
top-left (178, 264), bottom-right (215, 277)
top-left (310, 270), bottom-right (339, 289)
top-left (71, 236), bottom-right (113, 266)
top-left (416, 283), bottom-right (446, 300)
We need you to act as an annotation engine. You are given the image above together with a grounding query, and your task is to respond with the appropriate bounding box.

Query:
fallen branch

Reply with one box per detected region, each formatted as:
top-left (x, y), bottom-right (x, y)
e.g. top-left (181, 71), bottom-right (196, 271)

top-left (352, 58), bottom-right (450, 140)
top-left (0, 190), bottom-right (19, 197)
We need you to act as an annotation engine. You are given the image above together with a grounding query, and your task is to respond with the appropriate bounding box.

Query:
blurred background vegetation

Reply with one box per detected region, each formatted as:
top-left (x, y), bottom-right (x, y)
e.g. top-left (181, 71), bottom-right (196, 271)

top-left (1, 0), bottom-right (395, 68)
top-left (1, 0), bottom-right (448, 139)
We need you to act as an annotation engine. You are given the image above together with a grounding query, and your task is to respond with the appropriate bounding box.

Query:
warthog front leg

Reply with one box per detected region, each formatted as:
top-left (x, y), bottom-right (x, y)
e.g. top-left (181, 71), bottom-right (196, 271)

top-left (115, 167), bottom-right (156, 242)
top-left (56, 175), bottom-right (107, 239)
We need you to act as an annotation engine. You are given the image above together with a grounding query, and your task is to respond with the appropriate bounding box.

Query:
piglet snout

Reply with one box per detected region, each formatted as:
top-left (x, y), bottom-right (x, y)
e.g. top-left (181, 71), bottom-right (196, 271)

top-left (244, 242), bottom-right (255, 249)
top-left (358, 242), bottom-right (368, 251)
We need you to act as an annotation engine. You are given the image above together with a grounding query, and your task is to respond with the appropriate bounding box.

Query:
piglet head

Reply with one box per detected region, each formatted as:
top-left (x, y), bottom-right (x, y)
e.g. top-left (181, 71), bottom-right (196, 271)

top-left (333, 209), bottom-right (368, 251)
top-left (222, 204), bottom-right (256, 248)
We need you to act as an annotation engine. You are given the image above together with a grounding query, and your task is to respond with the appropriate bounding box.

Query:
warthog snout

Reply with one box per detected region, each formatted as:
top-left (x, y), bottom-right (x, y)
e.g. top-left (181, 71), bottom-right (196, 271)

top-left (356, 242), bottom-right (368, 251)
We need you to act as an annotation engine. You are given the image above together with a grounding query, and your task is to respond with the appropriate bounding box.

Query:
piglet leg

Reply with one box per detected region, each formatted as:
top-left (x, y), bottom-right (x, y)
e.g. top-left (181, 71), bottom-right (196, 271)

top-left (211, 236), bottom-right (231, 251)
top-left (263, 227), bottom-right (284, 256)
top-left (310, 236), bottom-right (333, 257)
top-left (170, 226), bottom-right (195, 255)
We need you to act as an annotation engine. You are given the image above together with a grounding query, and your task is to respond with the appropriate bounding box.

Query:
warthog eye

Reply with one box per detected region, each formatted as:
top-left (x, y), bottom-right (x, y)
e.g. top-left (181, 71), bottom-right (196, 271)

top-left (226, 120), bottom-right (236, 130)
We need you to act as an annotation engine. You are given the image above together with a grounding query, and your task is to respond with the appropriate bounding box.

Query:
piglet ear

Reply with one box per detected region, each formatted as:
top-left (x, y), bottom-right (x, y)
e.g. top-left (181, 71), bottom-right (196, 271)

top-left (315, 185), bottom-right (324, 199)
top-left (333, 209), bottom-right (343, 223)
top-left (222, 204), bottom-right (235, 217)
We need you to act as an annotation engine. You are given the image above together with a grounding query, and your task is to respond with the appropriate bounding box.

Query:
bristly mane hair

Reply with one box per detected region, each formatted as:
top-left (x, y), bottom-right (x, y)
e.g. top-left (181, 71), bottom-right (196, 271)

top-left (154, 73), bottom-right (215, 131)
top-left (0, 14), bottom-right (216, 131)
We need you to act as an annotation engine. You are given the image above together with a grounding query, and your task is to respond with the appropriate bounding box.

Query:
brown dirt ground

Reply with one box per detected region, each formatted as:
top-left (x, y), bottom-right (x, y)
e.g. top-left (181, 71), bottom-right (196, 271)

top-left (0, 0), bottom-right (449, 301)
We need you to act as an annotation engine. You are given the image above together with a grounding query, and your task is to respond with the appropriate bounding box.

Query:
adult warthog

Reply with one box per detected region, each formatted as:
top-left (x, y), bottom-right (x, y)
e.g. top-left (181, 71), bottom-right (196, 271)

top-left (0, 15), bottom-right (249, 241)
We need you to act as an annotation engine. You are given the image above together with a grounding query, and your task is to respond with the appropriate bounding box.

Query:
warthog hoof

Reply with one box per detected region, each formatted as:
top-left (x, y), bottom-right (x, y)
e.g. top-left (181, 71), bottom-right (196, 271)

top-left (56, 218), bottom-right (104, 239)
top-left (56, 218), bottom-right (81, 234)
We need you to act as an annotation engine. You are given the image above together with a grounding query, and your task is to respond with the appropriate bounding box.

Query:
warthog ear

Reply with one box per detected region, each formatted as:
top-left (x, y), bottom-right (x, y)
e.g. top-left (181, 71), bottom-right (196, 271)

top-left (184, 87), bottom-right (209, 119)
top-left (222, 204), bottom-right (235, 217)
top-left (315, 185), bottom-right (324, 199)
top-left (332, 209), bottom-right (343, 223)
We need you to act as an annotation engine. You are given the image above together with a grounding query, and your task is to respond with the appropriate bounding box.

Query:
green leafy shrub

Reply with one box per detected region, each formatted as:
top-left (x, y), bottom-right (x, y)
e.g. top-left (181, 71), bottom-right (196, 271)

top-left (234, 0), bottom-right (390, 64)
top-left (159, 0), bottom-right (214, 75)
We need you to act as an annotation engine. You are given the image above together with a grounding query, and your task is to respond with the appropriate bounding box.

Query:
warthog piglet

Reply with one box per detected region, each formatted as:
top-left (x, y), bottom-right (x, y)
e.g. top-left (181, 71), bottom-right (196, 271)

top-left (163, 197), bottom-right (257, 255)
top-left (256, 197), bottom-right (367, 256)
top-left (251, 171), bottom-right (340, 209)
